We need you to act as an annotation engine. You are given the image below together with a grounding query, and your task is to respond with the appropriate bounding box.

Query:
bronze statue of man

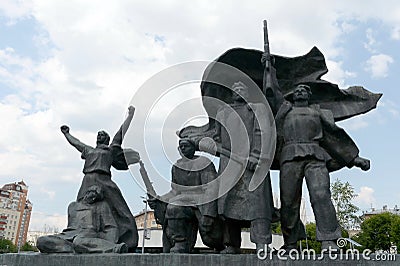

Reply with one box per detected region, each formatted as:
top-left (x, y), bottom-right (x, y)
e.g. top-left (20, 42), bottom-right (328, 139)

top-left (275, 84), bottom-right (370, 251)
top-left (148, 139), bottom-right (223, 253)
top-left (213, 81), bottom-right (275, 254)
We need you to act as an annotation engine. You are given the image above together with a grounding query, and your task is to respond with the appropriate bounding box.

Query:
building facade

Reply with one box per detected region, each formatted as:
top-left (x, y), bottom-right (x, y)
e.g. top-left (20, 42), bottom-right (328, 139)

top-left (362, 205), bottom-right (400, 220)
top-left (0, 214), bottom-right (7, 239)
top-left (0, 181), bottom-right (32, 248)
top-left (135, 210), bottom-right (162, 230)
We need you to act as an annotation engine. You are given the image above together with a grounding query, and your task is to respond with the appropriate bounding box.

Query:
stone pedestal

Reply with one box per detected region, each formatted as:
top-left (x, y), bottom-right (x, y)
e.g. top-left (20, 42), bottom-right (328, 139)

top-left (0, 253), bottom-right (398, 266)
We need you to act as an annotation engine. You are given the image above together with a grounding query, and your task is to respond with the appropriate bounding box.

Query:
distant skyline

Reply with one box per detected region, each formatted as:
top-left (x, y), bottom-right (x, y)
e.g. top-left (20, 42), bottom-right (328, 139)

top-left (1, 1), bottom-right (399, 231)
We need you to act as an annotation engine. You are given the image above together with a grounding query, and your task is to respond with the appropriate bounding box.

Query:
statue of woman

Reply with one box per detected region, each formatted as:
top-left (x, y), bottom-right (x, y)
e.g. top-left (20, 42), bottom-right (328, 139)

top-left (60, 106), bottom-right (140, 251)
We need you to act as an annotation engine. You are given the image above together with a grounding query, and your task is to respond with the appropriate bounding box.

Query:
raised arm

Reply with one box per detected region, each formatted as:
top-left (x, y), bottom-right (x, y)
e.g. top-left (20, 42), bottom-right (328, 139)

top-left (60, 125), bottom-right (87, 153)
top-left (111, 106), bottom-right (135, 146)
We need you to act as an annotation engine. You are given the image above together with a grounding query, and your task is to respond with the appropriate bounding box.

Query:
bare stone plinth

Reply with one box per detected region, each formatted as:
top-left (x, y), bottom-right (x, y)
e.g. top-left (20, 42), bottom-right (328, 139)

top-left (1, 253), bottom-right (399, 266)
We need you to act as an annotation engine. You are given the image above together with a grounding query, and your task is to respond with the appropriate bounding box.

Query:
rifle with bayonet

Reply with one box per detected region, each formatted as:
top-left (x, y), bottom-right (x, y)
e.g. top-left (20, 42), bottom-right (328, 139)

top-left (263, 20), bottom-right (273, 97)
top-left (139, 160), bottom-right (166, 225)
top-left (262, 20), bottom-right (283, 114)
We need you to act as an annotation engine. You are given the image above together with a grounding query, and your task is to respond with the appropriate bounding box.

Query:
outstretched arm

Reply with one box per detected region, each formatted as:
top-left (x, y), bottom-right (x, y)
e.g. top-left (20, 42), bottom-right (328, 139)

top-left (111, 106), bottom-right (135, 145)
top-left (60, 125), bottom-right (87, 153)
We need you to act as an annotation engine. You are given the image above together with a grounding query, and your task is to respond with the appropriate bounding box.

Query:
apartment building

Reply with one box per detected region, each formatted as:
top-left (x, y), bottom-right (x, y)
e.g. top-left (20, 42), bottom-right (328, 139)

top-left (0, 180), bottom-right (32, 249)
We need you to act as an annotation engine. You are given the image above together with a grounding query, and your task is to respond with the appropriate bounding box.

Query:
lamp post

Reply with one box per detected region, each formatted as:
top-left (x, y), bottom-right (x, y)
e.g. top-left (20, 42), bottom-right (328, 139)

top-left (140, 195), bottom-right (149, 254)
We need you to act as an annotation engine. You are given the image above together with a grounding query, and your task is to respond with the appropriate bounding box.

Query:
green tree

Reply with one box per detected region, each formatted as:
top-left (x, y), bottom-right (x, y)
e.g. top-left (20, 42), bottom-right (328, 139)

top-left (21, 241), bottom-right (38, 252)
top-left (300, 223), bottom-right (321, 253)
top-left (355, 212), bottom-right (400, 252)
top-left (331, 179), bottom-right (361, 230)
top-left (271, 222), bottom-right (281, 234)
top-left (0, 239), bottom-right (17, 253)
top-left (390, 215), bottom-right (400, 249)
top-left (300, 223), bottom-right (349, 253)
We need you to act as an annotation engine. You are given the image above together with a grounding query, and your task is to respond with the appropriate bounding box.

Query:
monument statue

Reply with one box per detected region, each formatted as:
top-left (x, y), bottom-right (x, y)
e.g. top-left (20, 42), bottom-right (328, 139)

top-left (35, 20), bottom-right (382, 257)
top-left (146, 139), bottom-right (224, 253)
top-left (211, 81), bottom-right (275, 254)
top-left (273, 84), bottom-right (370, 252)
top-left (37, 106), bottom-right (140, 253)
top-left (178, 21), bottom-right (381, 254)
top-left (37, 185), bottom-right (128, 253)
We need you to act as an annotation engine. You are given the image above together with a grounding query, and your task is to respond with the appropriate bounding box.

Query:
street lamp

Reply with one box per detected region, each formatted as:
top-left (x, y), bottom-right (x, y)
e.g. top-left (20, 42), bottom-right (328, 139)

top-left (140, 195), bottom-right (149, 254)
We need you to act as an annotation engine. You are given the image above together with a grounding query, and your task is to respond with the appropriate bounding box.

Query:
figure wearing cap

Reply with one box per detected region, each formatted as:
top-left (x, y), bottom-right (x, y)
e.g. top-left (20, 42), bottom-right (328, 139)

top-left (148, 138), bottom-right (223, 253)
top-left (274, 84), bottom-right (370, 252)
top-left (213, 81), bottom-right (275, 254)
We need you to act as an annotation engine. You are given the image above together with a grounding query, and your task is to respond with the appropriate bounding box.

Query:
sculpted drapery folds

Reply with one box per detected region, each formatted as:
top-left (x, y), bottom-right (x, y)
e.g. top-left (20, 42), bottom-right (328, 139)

top-left (212, 82), bottom-right (274, 254)
top-left (274, 84), bottom-right (370, 251)
top-left (37, 185), bottom-right (128, 254)
top-left (53, 106), bottom-right (140, 252)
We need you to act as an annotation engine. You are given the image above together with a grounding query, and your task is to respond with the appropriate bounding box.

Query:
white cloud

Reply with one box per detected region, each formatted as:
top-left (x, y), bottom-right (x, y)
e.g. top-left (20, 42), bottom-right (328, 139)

top-left (337, 115), bottom-right (370, 131)
top-left (39, 187), bottom-right (55, 200)
top-left (364, 54), bottom-right (394, 78)
top-left (355, 186), bottom-right (376, 205)
top-left (0, 0), bottom-right (33, 23)
top-left (324, 60), bottom-right (356, 88)
top-left (29, 211), bottom-right (67, 232)
top-left (340, 21), bottom-right (357, 34)
top-left (391, 26), bottom-right (400, 40)
top-left (364, 28), bottom-right (378, 53)
top-left (384, 100), bottom-right (400, 118)
top-left (1, 0), bottom-right (400, 230)
top-left (389, 109), bottom-right (399, 117)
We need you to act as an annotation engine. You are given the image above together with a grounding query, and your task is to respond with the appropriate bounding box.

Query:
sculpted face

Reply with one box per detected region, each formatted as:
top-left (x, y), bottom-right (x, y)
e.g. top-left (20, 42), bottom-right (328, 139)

top-left (97, 131), bottom-right (110, 145)
top-left (232, 83), bottom-right (249, 102)
top-left (178, 140), bottom-right (196, 159)
top-left (293, 85), bottom-right (311, 102)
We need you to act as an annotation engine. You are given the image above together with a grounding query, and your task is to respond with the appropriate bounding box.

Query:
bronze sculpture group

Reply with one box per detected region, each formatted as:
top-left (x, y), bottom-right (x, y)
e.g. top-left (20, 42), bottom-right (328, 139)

top-left (37, 21), bottom-right (381, 255)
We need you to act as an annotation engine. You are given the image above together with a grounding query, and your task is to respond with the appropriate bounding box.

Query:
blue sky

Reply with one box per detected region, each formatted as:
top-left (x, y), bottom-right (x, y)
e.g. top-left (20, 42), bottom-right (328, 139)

top-left (0, 1), bottom-right (399, 230)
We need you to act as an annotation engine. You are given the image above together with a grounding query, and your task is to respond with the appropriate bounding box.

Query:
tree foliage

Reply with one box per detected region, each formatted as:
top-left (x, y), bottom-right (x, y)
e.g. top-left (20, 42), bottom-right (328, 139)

top-left (354, 212), bottom-right (400, 252)
top-left (0, 239), bottom-right (17, 253)
top-left (331, 179), bottom-right (361, 230)
top-left (299, 222), bottom-right (349, 253)
top-left (300, 223), bottom-right (321, 253)
top-left (271, 222), bottom-right (281, 234)
top-left (21, 241), bottom-right (38, 252)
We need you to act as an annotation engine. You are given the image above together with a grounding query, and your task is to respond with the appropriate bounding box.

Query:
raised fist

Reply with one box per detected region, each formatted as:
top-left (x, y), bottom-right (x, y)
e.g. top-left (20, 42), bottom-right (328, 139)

top-left (353, 156), bottom-right (370, 171)
top-left (128, 106), bottom-right (135, 116)
top-left (147, 197), bottom-right (159, 210)
top-left (60, 125), bottom-right (70, 134)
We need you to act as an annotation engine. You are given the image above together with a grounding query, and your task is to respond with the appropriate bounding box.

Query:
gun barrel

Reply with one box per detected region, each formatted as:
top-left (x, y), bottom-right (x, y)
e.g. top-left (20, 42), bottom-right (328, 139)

top-left (262, 20), bottom-right (272, 96)
top-left (263, 20), bottom-right (269, 53)
top-left (139, 160), bottom-right (157, 197)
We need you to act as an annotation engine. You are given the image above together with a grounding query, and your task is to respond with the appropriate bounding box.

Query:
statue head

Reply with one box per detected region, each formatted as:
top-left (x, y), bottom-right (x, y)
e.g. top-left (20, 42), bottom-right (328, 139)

top-left (232, 81), bottom-right (249, 102)
top-left (83, 185), bottom-right (104, 204)
top-left (97, 130), bottom-right (110, 145)
top-left (292, 84), bottom-right (312, 103)
top-left (178, 138), bottom-right (196, 159)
